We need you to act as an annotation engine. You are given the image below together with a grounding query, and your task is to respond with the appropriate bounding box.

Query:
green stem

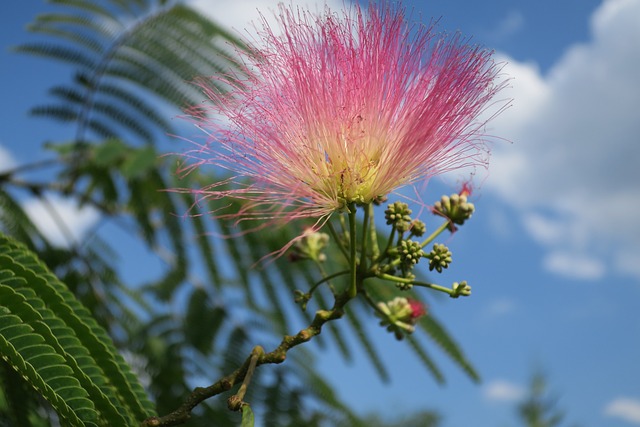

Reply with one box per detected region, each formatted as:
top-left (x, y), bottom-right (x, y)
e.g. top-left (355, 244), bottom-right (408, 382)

top-left (377, 226), bottom-right (396, 264)
top-left (348, 203), bottom-right (358, 298)
top-left (308, 269), bottom-right (350, 295)
top-left (339, 211), bottom-right (348, 235)
top-left (420, 220), bottom-right (450, 249)
top-left (227, 346), bottom-right (264, 411)
top-left (360, 289), bottom-right (387, 317)
top-left (0, 158), bottom-right (61, 181)
top-left (412, 281), bottom-right (457, 296)
top-left (359, 203), bottom-right (371, 273)
top-left (327, 220), bottom-right (350, 261)
top-left (367, 204), bottom-right (380, 259)
top-left (376, 273), bottom-right (455, 296)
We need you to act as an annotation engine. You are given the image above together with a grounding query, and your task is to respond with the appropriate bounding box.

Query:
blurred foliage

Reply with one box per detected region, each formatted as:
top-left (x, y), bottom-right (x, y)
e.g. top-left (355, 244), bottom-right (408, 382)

top-left (516, 371), bottom-right (582, 427)
top-left (1, 0), bottom-right (477, 425)
top-left (345, 410), bottom-right (441, 427)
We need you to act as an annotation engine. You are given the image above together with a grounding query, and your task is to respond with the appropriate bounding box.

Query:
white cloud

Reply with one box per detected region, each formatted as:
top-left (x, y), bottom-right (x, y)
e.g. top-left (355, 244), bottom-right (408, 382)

top-left (486, 207), bottom-right (514, 240)
top-left (485, 0), bottom-right (640, 281)
top-left (488, 10), bottom-right (525, 42)
top-left (0, 144), bottom-right (17, 173)
top-left (483, 379), bottom-right (526, 402)
top-left (605, 397), bottom-right (640, 424)
top-left (482, 298), bottom-right (517, 318)
top-left (542, 251), bottom-right (605, 280)
top-left (23, 196), bottom-right (100, 248)
top-left (522, 212), bottom-right (566, 246)
top-left (0, 146), bottom-right (99, 247)
top-left (615, 249), bottom-right (640, 279)
top-left (183, 0), bottom-right (348, 125)
top-left (189, 0), bottom-right (345, 41)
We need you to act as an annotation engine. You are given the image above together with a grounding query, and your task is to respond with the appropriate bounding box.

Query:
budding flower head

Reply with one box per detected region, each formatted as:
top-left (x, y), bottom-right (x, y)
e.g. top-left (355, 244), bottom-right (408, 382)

top-left (407, 299), bottom-right (427, 320)
top-left (426, 243), bottom-right (453, 273)
top-left (179, 2), bottom-right (506, 227)
top-left (289, 228), bottom-right (330, 262)
top-left (385, 201), bottom-right (412, 232)
top-left (409, 219), bottom-right (427, 237)
top-left (376, 297), bottom-right (427, 340)
top-left (451, 281), bottom-right (472, 298)
top-left (434, 193), bottom-right (475, 231)
top-left (397, 239), bottom-right (425, 268)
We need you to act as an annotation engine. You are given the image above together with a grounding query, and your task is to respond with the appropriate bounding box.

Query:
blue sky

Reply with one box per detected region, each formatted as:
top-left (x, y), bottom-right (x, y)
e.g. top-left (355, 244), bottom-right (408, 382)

top-left (2, 0), bottom-right (640, 426)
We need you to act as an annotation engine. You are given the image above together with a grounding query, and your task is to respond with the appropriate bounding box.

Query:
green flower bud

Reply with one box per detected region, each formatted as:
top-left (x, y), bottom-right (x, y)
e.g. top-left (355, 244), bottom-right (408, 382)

top-left (433, 193), bottom-right (475, 231)
top-left (375, 297), bottom-right (427, 340)
top-left (395, 272), bottom-right (414, 291)
top-left (385, 201), bottom-right (412, 232)
top-left (294, 290), bottom-right (311, 310)
top-left (451, 280), bottom-right (471, 298)
top-left (397, 239), bottom-right (425, 267)
top-left (289, 229), bottom-right (330, 262)
top-left (425, 243), bottom-right (453, 273)
top-left (373, 195), bottom-right (388, 205)
top-left (409, 219), bottom-right (426, 237)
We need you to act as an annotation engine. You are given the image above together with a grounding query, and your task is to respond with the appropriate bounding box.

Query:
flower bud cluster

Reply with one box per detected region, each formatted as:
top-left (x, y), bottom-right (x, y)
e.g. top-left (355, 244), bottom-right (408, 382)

top-left (409, 219), bottom-right (426, 237)
top-left (398, 239), bottom-right (425, 268)
top-left (434, 193), bottom-right (475, 231)
top-left (385, 201), bottom-right (412, 232)
top-left (385, 202), bottom-right (427, 237)
top-left (289, 229), bottom-right (330, 262)
top-left (451, 281), bottom-right (471, 298)
top-left (293, 290), bottom-right (311, 310)
top-left (425, 243), bottom-right (452, 273)
top-left (383, 202), bottom-right (432, 290)
top-left (375, 297), bottom-right (427, 340)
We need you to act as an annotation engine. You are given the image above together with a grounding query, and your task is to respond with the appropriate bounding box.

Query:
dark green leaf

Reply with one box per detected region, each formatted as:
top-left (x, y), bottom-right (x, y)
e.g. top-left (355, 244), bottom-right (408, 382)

top-left (121, 146), bottom-right (157, 179)
top-left (14, 44), bottom-right (96, 68)
top-left (92, 138), bottom-right (128, 167)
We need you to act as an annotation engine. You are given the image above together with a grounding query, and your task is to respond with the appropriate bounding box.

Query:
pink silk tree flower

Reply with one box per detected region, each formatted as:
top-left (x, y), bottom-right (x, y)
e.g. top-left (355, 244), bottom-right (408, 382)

top-left (179, 2), bottom-right (506, 226)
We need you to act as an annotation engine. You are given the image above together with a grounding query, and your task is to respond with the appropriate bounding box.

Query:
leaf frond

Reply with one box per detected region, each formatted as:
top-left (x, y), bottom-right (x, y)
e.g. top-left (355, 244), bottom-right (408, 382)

top-left (419, 314), bottom-right (480, 382)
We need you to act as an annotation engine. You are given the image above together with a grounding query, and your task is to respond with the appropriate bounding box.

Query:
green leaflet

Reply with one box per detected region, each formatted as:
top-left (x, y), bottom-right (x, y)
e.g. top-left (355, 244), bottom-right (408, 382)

top-left (241, 404), bottom-right (255, 427)
top-left (418, 314), bottom-right (480, 382)
top-left (0, 309), bottom-right (96, 427)
top-left (0, 278), bottom-right (131, 425)
top-left (405, 335), bottom-right (445, 384)
top-left (344, 305), bottom-right (390, 382)
top-left (0, 233), bottom-right (156, 425)
top-left (0, 189), bottom-right (41, 249)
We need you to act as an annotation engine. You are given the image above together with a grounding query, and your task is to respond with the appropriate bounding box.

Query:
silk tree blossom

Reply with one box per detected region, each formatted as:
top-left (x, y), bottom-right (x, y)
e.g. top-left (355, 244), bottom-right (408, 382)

top-left (179, 2), bottom-right (506, 226)
top-left (376, 297), bottom-right (427, 339)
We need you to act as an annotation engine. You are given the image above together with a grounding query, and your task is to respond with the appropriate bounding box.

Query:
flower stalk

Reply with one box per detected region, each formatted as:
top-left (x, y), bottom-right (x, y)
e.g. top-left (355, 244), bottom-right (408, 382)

top-left (227, 346), bottom-right (263, 412)
top-left (348, 203), bottom-right (358, 298)
top-left (421, 220), bottom-right (451, 249)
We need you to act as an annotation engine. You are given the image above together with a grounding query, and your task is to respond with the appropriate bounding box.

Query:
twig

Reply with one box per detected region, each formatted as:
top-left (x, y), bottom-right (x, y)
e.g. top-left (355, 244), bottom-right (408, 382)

top-left (141, 291), bottom-right (351, 427)
top-left (227, 346), bottom-right (264, 411)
